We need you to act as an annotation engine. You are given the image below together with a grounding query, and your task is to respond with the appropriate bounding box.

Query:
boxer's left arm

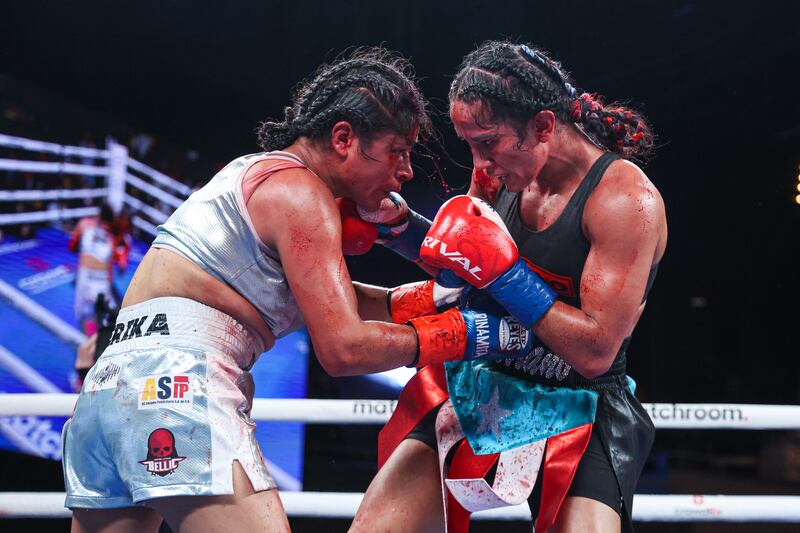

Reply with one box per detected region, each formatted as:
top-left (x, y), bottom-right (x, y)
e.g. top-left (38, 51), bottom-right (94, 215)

top-left (534, 165), bottom-right (667, 378)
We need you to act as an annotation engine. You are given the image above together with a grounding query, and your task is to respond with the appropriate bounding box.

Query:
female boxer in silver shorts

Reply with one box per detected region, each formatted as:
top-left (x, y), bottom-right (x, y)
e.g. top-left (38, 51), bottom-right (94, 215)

top-left (63, 49), bottom-right (448, 533)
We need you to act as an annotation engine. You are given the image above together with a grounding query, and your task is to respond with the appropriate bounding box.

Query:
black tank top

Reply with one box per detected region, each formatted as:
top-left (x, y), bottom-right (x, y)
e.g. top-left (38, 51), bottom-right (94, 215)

top-left (491, 152), bottom-right (658, 387)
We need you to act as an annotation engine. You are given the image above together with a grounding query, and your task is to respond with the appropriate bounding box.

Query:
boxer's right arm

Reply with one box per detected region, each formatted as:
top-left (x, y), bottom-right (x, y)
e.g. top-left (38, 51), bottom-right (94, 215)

top-left (247, 169), bottom-right (418, 376)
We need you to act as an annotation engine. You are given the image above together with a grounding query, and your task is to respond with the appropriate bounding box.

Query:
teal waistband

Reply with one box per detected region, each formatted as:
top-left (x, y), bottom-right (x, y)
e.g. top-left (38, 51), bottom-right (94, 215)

top-left (445, 360), bottom-right (599, 455)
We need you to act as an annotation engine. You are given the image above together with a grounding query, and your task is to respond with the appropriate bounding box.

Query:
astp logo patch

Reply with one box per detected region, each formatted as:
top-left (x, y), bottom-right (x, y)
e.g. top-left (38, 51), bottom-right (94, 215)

top-left (138, 375), bottom-right (193, 410)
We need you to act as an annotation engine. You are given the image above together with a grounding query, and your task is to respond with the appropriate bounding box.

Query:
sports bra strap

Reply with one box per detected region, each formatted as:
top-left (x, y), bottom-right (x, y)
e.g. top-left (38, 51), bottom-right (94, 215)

top-left (242, 158), bottom-right (310, 204)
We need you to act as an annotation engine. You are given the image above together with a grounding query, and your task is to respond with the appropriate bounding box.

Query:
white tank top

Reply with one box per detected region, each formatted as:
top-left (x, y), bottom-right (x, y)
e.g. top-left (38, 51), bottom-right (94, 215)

top-left (152, 152), bottom-right (307, 338)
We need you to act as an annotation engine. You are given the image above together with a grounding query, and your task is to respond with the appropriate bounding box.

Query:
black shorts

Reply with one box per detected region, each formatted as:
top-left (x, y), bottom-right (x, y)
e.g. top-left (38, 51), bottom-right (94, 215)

top-left (405, 402), bottom-right (441, 451)
top-left (405, 404), bottom-right (623, 518)
top-left (527, 428), bottom-right (622, 516)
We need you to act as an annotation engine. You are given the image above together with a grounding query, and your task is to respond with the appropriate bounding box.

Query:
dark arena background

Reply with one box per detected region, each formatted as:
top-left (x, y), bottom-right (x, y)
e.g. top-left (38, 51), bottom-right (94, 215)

top-left (1, 1), bottom-right (799, 532)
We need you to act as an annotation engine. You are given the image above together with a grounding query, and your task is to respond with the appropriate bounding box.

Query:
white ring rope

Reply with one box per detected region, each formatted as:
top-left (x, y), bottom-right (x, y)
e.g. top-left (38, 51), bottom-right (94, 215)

top-left (0, 492), bottom-right (797, 522)
top-left (127, 157), bottom-right (193, 197)
top-left (131, 215), bottom-right (160, 237)
top-left (0, 133), bottom-right (109, 158)
top-left (124, 193), bottom-right (170, 224)
top-left (0, 279), bottom-right (87, 347)
top-left (0, 159), bottom-right (108, 176)
top-left (1, 394), bottom-right (799, 429)
top-left (0, 347), bottom-right (63, 394)
top-left (0, 187), bottom-right (109, 202)
top-left (124, 172), bottom-right (186, 209)
top-left (0, 132), bottom-right (187, 230)
top-left (0, 206), bottom-right (100, 226)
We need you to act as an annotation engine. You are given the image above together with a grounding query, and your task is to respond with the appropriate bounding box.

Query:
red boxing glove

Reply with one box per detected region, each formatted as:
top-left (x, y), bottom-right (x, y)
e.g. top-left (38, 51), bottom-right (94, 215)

top-left (388, 270), bottom-right (465, 324)
top-left (409, 308), bottom-right (467, 366)
top-left (113, 234), bottom-right (131, 271)
top-left (419, 195), bottom-right (557, 329)
top-left (408, 306), bottom-right (534, 368)
top-left (419, 195), bottom-right (517, 288)
top-left (336, 197), bottom-right (378, 255)
top-left (113, 245), bottom-right (129, 271)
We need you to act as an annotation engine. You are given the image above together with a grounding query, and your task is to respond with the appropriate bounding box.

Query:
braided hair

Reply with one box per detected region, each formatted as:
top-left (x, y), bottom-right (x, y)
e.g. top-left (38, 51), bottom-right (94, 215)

top-left (449, 41), bottom-right (654, 161)
top-left (257, 48), bottom-right (432, 152)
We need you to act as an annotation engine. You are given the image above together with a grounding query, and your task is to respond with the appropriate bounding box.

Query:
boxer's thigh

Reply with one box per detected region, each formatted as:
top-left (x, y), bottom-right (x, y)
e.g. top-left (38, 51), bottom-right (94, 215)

top-left (71, 506), bottom-right (162, 533)
top-left (149, 460), bottom-right (289, 533)
top-left (552, 496), bottom-right (620, 533)
top-left (552, 429), bottom-right (622, 532)
top-left (350, 439), bottom-right (443, 533)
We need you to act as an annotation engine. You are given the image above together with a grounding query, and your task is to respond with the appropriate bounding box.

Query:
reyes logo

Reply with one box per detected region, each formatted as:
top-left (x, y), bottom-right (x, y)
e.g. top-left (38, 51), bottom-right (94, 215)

top-left (138, 375), bottom-right (193, 409)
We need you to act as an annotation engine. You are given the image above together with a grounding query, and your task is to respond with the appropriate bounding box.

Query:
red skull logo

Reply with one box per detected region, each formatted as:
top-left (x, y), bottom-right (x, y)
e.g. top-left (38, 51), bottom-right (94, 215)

top-left (148, 428), bottom-right (175, 458)
top-left (140, 428), bottom-right (185, 476)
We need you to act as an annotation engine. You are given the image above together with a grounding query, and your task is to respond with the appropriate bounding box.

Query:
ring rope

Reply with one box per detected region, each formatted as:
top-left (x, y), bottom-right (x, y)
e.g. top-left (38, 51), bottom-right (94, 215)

top-left (123, 193), bottom-right (169, 225)
top-left (127, 157), bottom-right (193, 197)
top-left (0, 159), bottom-right (109, 176)
top-left (0, 188), bottom-right (110, 202)
top-left (124, 172), bottom-right (187, 208)
top-left (130, 215), bottom-right (160, 237)
top-left (0, 206), bottom-right (100, 226)
top-left (0, 492), bottom-right (798, 522)
top-left (0, 133), bottom-right (109, 158)
top-left (1, 394), bottom-right (799, 429)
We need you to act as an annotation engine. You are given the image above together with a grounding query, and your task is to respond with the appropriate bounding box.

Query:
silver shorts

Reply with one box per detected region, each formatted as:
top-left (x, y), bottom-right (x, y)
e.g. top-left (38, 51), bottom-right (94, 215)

top-left (63, 297), bottom-right (274, 509)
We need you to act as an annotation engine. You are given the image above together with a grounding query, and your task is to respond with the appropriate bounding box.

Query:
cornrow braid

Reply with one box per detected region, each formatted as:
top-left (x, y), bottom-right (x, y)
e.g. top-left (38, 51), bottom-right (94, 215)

top-left (257, 106), bottom-right (297, 152)
top-left (519, 44), bottom-right (577, 99)
top-left (450, 40), bottom-right (654, 161)
top-left (257, 48), bottom-right (431, 152)
top-left (301, 71), bottom-right (395, 126)
top-left (571, 93), bottom-right (654, 161)
top-left (292, 57), bottom-right (380, 114)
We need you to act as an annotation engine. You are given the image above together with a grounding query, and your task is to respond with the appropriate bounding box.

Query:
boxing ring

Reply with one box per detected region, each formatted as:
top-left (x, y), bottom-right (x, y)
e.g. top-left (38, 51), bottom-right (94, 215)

top-left (1, 133), bottom-right (799, 524)
top-left (0, 132), bottom-right (191, 240)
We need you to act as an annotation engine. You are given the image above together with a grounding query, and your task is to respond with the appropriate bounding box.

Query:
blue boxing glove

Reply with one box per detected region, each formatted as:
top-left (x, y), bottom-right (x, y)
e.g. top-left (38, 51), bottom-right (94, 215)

top-left (459, 286), bottom-right (533, 360)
